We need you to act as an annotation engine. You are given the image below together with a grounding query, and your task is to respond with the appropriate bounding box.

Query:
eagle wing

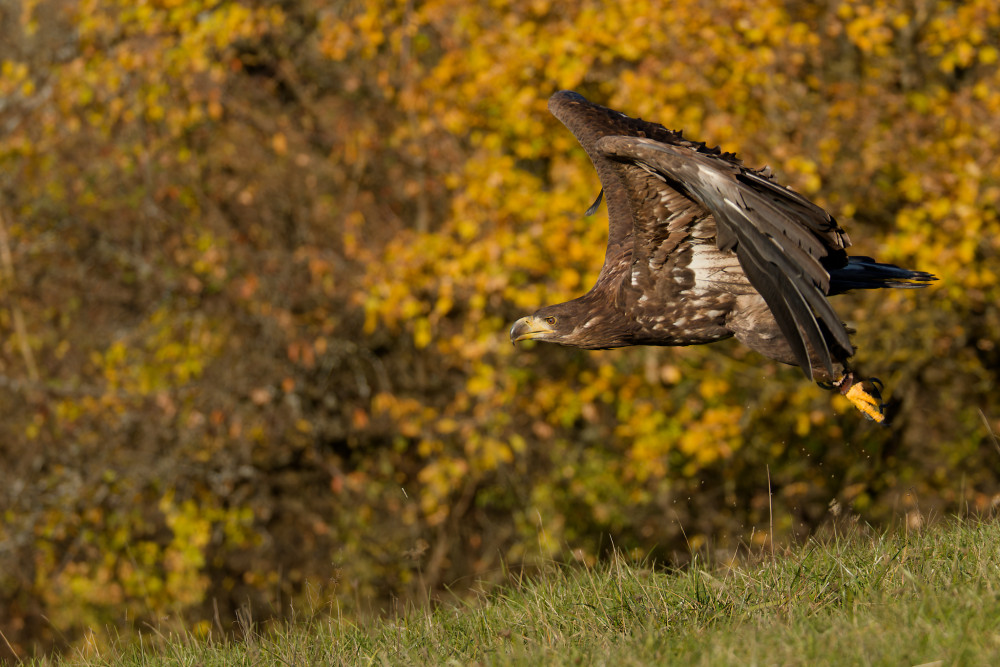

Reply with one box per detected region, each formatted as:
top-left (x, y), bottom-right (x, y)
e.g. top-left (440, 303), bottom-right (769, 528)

top-left (548, 91), bottom-right (704, 287)
top-left (596, 135), bottom-right (854, 379)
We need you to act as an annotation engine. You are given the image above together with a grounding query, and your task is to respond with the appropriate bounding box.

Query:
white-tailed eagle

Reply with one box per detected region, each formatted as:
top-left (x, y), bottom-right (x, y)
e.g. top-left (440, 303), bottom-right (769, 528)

top-left (511, 91), bottom-right (935, 422)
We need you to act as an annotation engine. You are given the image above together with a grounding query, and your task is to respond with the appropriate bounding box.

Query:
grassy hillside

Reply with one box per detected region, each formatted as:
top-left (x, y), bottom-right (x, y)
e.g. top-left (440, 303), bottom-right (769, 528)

top-left (38, 517), bottom-right (1000, 666)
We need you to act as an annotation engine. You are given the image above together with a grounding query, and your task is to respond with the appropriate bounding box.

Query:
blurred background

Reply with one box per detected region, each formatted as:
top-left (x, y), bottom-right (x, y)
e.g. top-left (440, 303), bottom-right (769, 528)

top-left (2, 0), bottom-right (999, 659)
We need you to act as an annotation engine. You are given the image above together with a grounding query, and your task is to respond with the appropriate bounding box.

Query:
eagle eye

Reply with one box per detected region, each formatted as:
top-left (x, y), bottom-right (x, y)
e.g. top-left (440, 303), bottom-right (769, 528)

top-left (545, 316), bottom-right (557, 326)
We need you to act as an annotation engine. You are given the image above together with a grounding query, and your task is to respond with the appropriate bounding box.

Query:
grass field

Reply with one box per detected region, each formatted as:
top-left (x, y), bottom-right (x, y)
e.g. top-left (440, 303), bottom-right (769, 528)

top-left (29, 517), bottom-right (1000, 666)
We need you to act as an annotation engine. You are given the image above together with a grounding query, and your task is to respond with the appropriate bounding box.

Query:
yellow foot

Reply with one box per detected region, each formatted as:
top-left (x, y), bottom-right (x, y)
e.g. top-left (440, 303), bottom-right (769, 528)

top-left (832, 373), bottom-right (885, 424)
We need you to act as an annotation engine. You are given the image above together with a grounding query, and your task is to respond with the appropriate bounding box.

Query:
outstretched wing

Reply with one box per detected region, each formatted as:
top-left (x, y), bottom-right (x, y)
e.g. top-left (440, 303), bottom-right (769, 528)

top-left (547, 91), bottom-right (751, 288)
top-left (596, 135), bottom-right (854, 380)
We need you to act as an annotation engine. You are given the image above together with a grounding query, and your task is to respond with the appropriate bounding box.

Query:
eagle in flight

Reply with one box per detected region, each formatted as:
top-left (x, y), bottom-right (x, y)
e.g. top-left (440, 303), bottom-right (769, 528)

top-left (510, 91), bottom-right (935, 423)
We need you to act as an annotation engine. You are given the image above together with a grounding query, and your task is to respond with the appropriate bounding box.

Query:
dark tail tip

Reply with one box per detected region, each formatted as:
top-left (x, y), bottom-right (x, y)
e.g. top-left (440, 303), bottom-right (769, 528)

top-left (829, 256), bottom-right (937, 294)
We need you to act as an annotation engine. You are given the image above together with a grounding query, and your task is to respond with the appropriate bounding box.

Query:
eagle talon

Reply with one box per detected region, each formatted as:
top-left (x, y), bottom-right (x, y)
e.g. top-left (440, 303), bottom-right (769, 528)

top-left (840, 375), bottom-right (886, 424)
top-left (819, 373), bottom-right (885, 423)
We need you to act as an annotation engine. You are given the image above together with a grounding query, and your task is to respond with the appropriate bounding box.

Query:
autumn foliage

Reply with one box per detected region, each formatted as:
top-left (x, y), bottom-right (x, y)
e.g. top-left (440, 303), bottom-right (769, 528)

top-left (2, 0), bottom-right (1000, 659)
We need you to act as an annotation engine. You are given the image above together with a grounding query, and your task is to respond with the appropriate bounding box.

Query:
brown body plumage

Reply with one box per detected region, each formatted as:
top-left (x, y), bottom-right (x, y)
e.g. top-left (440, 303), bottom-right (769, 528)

top-left (510, 91), bottom-right (935, 419)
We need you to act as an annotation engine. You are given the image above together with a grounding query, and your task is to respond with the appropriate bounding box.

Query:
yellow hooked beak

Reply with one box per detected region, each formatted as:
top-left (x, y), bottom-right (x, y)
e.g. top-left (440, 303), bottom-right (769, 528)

top-left (510, 315), bottom-right (555, 344)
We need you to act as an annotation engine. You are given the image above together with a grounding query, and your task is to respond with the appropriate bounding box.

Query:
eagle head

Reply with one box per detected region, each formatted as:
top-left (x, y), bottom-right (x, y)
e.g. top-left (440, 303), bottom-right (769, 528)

top-left (510, 300), bottom-right (627, 350)
top-left (509, 307), bottom-right (564, 344)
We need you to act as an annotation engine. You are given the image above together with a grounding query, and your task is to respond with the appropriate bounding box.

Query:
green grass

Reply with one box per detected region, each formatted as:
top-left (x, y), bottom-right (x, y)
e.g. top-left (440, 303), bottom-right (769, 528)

top-left (35, 518), bottom-right (1000, 666)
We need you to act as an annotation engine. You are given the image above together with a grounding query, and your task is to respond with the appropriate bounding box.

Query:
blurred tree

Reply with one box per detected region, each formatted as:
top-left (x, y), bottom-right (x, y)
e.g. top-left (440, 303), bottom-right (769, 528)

top-left (1, 0), bottom-right (999, 660)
